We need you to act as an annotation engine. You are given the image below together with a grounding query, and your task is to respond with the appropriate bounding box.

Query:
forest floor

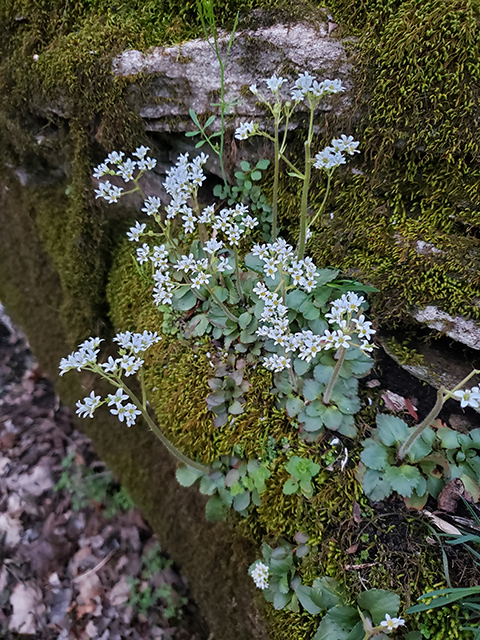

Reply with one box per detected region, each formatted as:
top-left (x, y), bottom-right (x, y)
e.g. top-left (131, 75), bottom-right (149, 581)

top-left (0, 304), bottom-right (210, 640)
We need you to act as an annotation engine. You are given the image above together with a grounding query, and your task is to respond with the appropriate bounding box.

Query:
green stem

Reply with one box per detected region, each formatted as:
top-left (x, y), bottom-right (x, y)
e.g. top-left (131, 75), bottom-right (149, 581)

top-left (398, 367), bottom-right (480, 460)
top-left (323, 347), bottom-right (347, 405)
top-left (397, 386), bottom-right (445, 461)
top-left (206, 284), bottom-right (239, 323)
top-left (309, 172), bottom-right (332, 229)
top-left (272, 116), bottom-right (280, 240)
top-left (233, 247), bottom-right (244, 302)
top-left (297, 102), bottom-right (316, 259)
top-left (118, 380), bottom-right (209, 472)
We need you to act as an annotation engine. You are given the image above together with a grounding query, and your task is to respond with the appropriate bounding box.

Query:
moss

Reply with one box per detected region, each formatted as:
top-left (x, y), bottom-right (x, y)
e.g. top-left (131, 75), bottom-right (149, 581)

top-left (273, 0), bottom-right (480, 325)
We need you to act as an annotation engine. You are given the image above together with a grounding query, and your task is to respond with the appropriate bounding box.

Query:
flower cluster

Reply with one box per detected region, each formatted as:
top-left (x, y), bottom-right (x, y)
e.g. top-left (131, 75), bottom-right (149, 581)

top-left (256, 290), bottom-right (376, 372)
top-left (60, 331), bottom-right (161, 427)
top-left (94, 146), bottom-right (157, 202)
top-left (250, 561), bottom-right (269, 590)
top-left (314, 135), bottom-right (360, 171)
top-left (290, 72), bottom-right (344, 103)
top-left (164, 152), bottom-right (208, 231)
top-left (454, 387), bottom-right (480, 409)
top-left (252, 239), bottom-right (318, 291)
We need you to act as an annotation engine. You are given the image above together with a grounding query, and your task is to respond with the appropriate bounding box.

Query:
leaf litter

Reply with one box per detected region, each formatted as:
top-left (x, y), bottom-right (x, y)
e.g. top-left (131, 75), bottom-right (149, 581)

top-left (0, 304), bottom-right (209, 640)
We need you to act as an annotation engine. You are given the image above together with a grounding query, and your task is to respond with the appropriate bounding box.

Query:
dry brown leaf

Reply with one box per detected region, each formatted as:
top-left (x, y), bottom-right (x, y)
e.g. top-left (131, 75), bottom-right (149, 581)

top-left (108, 575), bottom-right (131, 607)
top-left (422, 510), bottom-right (462, 536)
top-left (0, 513), bottom-right (23, 547)
top-left (6, 462), bottom-right (53, 497)
top-left (9, 582), bottom-right (46, 634)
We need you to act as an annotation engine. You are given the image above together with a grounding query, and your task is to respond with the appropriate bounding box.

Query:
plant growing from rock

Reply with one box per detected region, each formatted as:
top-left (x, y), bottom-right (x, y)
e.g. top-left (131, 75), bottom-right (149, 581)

top-left (359, 372), bottom-right (480, 508)
top-left (283, 455), bottom-right (320, 498)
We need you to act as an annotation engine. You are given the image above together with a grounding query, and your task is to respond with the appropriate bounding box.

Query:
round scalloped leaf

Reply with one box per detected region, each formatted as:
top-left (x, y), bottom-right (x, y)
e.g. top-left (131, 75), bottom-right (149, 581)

top-left (314, 364), bottom-right (335, 384)
top-left (362, 469), bottom-right (393, 501)
top-left (376, 413), bottom-right (409, 446)
top-left (286, 396), bottom-right (304, 418)
top-left (303, 378), bottom-right (324, 402)
top-left (233, 490), bottom-right (251, 512)
top-left (384, 464), bottom-right (424, 498)
top-left (360, 440), bottom-right (389, 471)
top-left (205, 495), bottom-right (229, 522)
top-left (175, 465), bottom-right (204, 487)
top-left (337, 414), bottom-right (357, 438)
top-left (283, 478), bottom-right (299, 495)
top-left (323, 406), bottom-right (343, 430)
top-left (437, 426), bottom-right (460, 449)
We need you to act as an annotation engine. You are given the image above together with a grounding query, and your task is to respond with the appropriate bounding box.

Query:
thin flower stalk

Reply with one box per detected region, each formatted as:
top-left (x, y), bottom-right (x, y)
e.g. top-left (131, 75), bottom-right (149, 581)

top-left (323, 346), bottom-right (347, 405)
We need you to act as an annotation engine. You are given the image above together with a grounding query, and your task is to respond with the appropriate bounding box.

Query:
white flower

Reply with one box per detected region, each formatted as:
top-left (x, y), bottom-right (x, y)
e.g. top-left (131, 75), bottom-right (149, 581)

top-left (93, 162), bottom-right (109, 178)
top-left (126, 221), bottom-right (146, 242)
top-left (175, 253), bottom-right (197, 273)
top-left (235, 121), bottom-right (255, 140)
top-left (107, 388), bottom-right (129, 407)
top-left (204, 238), bottom-right (224, 254)
top-left (380, 613), bottom-right (405, 632)
top-left (136, 244), bottom-right (150, 265)
top-left (104, 185), bottom-right (123, 203)
top-left (352, 315), bottom-right (376, 339)
top-left (76, 391), bottom-right (102, 419)
top-left (333, 330), bottom-right (351, 349)
top-left (113, 331), bottom-right (133, 349)
top-left (138, 156), bottom-right (157, 171)
top-left (142, 196), bottom-right (161, 216)
top-left (124, 403), bottom-right (142, 427)
top-left (314, 147), bottom-right (346, 171)
top-left (101, 356), bottom-right (119, 373)
top-left (133, 145), bottom-right (150, 159)
top-left (116, 158), bottom-right (137, 182)
top-left (118, 355), bottom-right (144, 376)
top-left (106, 151), bottom-right (124, 164)
top-left (191, 272), bottom-right (212, 289)
top-left (198, 204), bottom-right (215, 224)
top-left (217, 256), bottom-right (233, 272)
top-left (110, 404), bottom-right (127, 422)
top-left (94, 181), bottom-right (111, 199)
top-left (266, 74), bottom-right (286, 93)
top-left (454, 387), bottom-right (480, 409)
top-left (242, 214), bottom-right (258, 230)
top-left (249, 83), bottom-right (259, 95)
top-left (253, 282), bottom-right (269, 299)
top-left (250, 562), bottom-right (269, 590)
top-left (331, 135), bottom-right (360, 155)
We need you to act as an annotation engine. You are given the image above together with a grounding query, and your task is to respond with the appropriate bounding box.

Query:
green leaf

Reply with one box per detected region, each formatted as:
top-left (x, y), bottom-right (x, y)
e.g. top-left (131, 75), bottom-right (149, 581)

top-left (173, 289), bottom-right (197, 311)
top-left (312, 606), bottom-right (360, 640)
top-left (195, 140), bottom-right (206, 148)
top-left (204, 114), bottom-right (215, 127)
top-left (295, 585), bottom-right (322, 615)
top-left (337, 415), bottom-right (357, 438)
top-left (303, 379), bottom-right (323, 401)
top-left (283, 478), bottom-right (299, 495)
top-left (286, 290), bottom-right (308, 311)
top-left (308, 319), bottom-right (328, 334)
top-left (384, 465), bottom-right (424, 498)
top-left (189, 108), bottom-right (201, 127)
top-left (334, 394), bottom-right (361, 415)
top-left (273, 590), bottom-right (291, 610)
top-left (360, 440), bottom-right (389, 471)
top-left (311, 577), bottom-right (342, 610)
top-left (294, 358), bottom-right (311, 376)
top-left (376, 413), bottom-right (409, 446)
top-left (229, 400), bottom-right (244, 415)
top-left (323, 407), bottom-right (343, 430)
top-left (362, 469), bottom-right (392, 501)
top-left (233, 490), bottom-right (251, 512)
top-left (185, 130), bottom-right (200, 137)
top-left (357, 589), bottom-right (400, 625)
top-left (256, 158), bottom-right (270, 170)
top-left (175, 465), bottom-right (204, 487)
top-left (241, 160), bottom-right (250, 172)
top-left (299, 302), bottom-right (320, 320)
top-left (251, 170), bottom-right (262, 181)
top-left (244, 252), bottom-right (265, 274)
top-left (437, 427), bottom-right (460, 449)
top-left (406, 429), bottom-right (433, 462)
top-left (205, 495), bottom-right (228, 522)
top-left (314, 364), bottom-right (334, 384)
top-left (314, 268), bottom-right (339, 286)
top-left (304, 400), bottom-right (326, 418)
top-left (286, 397), bottom-right (304, 418)
top-left (238, 312), bottom-right (252, 329)
top-left (186, 314), bottom-right (209, 338)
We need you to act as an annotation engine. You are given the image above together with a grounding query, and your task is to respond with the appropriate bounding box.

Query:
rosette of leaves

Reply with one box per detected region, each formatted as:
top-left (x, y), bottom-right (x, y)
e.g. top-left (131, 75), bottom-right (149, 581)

top-left (213, 158), bottom-right (271, 214)
top-left (175, 456), bottom-right (270, 522)
top-left (252, 541), bottom-right (300, 611)
top-left (359, 414), bottom-right (480, 508)
top-left (283, 455), bottom-right (320, 498)
top-left (281, 346), bottom-right (372, 442)
top-left (206, 354), bottom-right (252, 427)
